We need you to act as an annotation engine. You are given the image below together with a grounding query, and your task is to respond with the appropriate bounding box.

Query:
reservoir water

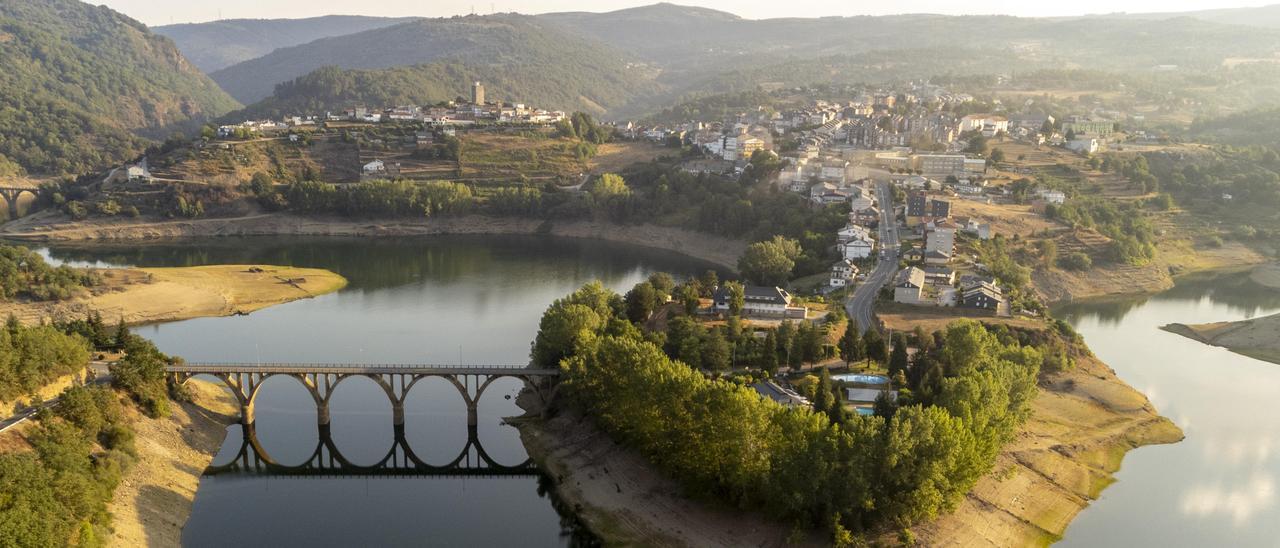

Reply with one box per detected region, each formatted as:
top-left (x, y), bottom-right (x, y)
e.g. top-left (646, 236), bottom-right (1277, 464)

top-left (40, 237), bottom-right (1280, 546)
top-left (1054, 271), bottom-right (1280, 546)
top-left (40, 236), bottom-right (720, 547)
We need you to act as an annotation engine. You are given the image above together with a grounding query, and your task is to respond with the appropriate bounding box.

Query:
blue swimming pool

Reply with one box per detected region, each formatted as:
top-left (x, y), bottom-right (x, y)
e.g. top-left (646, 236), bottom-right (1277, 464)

top-left (833, 374), bottom-right (890, 385)
top-left (854, 407), bottom-right (875, 416)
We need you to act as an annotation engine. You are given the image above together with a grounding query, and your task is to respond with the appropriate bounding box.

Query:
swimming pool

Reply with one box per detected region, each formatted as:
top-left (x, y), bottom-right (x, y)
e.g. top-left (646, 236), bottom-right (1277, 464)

top-left (832, 374), bottom-right (890, 385)
top-left (854, 407), bottom-right (875, 416)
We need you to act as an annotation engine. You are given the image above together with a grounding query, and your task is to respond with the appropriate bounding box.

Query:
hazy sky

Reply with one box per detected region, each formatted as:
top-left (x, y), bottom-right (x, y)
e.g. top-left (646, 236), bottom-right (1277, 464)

top-left (99, 0), bottom-right (1272, 26)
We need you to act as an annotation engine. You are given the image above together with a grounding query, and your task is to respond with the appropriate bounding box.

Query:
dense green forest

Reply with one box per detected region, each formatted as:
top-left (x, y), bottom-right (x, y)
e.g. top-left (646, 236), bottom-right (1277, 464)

top-left (0, 245), bottom-right (99, 302)
top-left (0, 0), bottom-right (238, 175)
top-left (536, 281), bottom-right (1043, 538)
top-left (0, 384), bottom-right (135, 546)
top-left (0, 318), bottom-right (91, 403)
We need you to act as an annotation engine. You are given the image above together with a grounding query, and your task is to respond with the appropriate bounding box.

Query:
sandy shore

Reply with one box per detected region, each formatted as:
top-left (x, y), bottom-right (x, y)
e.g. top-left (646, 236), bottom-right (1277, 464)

top-left (0, 212), bottom-right (747, 271)
top-left (519, 353), bottom-right (1181, 547)
top-left (1163, 314), bottom-right (1280, 365)
top-left (0, 264), bottom-right (347, 326)
top-left (106, 380), bottom-right (237, 548)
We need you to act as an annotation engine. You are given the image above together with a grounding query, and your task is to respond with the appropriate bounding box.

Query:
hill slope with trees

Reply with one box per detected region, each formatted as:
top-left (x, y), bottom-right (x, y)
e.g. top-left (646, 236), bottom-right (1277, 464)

top-left (154, 15), bottom-right (418, 73)
top-left (211, 14), bottom-right (659, 112)
top-left (0, 0), bottom-right (239, 176)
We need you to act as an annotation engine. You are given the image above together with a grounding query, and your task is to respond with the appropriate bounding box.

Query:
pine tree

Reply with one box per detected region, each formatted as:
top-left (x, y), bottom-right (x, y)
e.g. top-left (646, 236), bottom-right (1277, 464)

top-left (863, 328), bottom-right (888, 366)
top-left (814, 367), bottom-right (834, 414)
top-left (839, 320), bottom-right (863, 365)
top-left (761, 330), bottom-right (779, 375)
top-left (889, 333), bottom-right (910, 378)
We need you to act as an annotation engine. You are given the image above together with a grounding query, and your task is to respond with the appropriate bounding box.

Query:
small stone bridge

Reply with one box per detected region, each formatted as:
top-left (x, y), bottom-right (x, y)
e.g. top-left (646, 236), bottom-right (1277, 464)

top-left (0, 187), bottom-right (41, 219)
top-left (167, 363), bottom-right (561, 427)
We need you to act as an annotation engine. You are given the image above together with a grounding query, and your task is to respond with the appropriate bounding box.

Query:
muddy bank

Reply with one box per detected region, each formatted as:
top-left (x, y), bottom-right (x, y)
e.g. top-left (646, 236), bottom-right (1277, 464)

top-left (0, 265), bottom-right (347, 326)
top-left (1163, 314), bottom-right (1280, 365)
top-left (0, 213), bottom-right (746, 271)
top-left (107, 380), bottom-right (236, 548)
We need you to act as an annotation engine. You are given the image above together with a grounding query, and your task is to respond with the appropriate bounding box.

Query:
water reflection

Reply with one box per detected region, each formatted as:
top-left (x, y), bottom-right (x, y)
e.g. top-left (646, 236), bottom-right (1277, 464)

top-left (1055, 272), bottom-right (1280, 546)
top-left (37, 236), bottom-right (712, 547)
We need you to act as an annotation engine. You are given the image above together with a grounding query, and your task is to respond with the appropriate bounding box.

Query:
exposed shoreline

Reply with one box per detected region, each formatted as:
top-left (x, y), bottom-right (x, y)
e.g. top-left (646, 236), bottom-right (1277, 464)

top-left (106, 380), bottom-right (236, 548)
top-left (0, 264), bottom-right (347, 327)
top-left (0, 212), bottom-right (747, 272)
top-left (1162, 314), bottom-right (1280, 365)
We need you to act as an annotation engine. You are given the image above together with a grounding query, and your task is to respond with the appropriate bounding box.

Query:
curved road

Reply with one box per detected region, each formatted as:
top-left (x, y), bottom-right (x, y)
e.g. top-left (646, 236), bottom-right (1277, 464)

top-left (846, 180), bottom-right (900, 334)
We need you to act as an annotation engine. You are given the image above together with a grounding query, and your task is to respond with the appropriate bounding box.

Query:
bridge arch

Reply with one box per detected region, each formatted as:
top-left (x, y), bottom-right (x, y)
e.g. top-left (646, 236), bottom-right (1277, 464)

top-left (0, 187), bottom-right (40, 220)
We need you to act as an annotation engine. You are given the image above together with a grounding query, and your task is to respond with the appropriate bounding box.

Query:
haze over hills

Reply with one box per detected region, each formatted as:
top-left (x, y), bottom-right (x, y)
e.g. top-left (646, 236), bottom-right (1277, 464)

top-left (209, 14), bottom-right (658, 112)
top-left (154, 15), bottom-right (418, 73)
top-left (0, 0), bottom-right (239, 176)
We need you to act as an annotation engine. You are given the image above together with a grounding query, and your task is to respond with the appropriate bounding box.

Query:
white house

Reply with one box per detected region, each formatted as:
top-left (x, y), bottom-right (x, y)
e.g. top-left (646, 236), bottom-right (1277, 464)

top-left (1038, 189), bottom-right (1067, 205)
top-left (926, 222), bottom-right (958, 256)
top-left (837, 224), bottom-right (873, 243)
top-left (830, 259), bottom-right (859, 287)
top-left (712, 285), bottom-right (807, 318)
top-left (843, 237), bottom-right (875, 260)
top-left (363, 160), bottom-right (386, 174)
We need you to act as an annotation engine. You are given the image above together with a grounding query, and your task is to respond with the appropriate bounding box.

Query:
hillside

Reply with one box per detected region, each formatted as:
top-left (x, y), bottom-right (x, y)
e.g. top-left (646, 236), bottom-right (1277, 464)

top-left (0, 0), bottom-right (239, 176)
top-left (154, 15), bottom-right (418, 73)
top-left (212, 14), bottom-right (658, 111)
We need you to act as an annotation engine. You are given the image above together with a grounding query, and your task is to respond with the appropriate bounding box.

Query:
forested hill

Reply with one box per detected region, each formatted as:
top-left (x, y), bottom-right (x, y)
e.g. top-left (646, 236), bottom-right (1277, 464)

top-left (211, 14), bottom-right (659, 111)
top-left (0, 0), bottom-right (240, 176)
top-left (155, 15), bottom-right (419, 73)
top-left (235, 60), bottom-right (650, 120)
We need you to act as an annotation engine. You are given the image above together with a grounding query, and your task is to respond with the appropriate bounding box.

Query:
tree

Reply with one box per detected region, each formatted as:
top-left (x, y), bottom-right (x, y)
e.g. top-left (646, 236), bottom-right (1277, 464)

top-left (839, 320), bottom-right (863, 365)
top-left (624, 282), bottom-right (658, 324)
top-left (724, 281), bottom-right (745, 316)
top-left (761, 330), bottom-right (780, 374)
top-left (590, 173), bottom-right (631, 200)
top-left (738, 236), bottom-right (802, 286)
top-left (863, 328), bottom-right (887, 366)
top-left (889, 333), bottom-right (909, 378)
top-left (701, 328), bottom-right (731, 371)
top-left (647, 272), bottom-right (676, 297)
top-left (532, 303), bottom-right (604, 368)
top-left (814, 367), bottom-right (835, 415)
top-left (1038, 239), bottom-right (1058, 269)
top-left (679, 284), bottom-right (700, 316)
top-left (698, 270), bottom-right (720, 297)
top-left (987, 148), bottom-right (1005, 166)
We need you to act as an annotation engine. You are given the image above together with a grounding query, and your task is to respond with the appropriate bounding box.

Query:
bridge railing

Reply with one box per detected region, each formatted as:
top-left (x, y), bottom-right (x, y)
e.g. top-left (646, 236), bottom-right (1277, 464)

top-left (165, 363), bottom-right (561, 375)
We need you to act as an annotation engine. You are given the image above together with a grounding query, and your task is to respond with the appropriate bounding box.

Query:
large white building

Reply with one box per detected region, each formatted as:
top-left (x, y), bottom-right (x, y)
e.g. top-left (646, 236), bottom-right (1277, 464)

top-left (843, 237), bottom-right (875, 260)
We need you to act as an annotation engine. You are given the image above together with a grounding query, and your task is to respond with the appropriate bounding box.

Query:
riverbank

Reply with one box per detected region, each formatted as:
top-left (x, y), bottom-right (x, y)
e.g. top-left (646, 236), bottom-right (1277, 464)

top-left (515, 392), bottom-right (825, 547)
top-left (0, 264), bottom-right (347, 326)
top-left (906, 354), bottom-right (1182, 546)
top-left (518, 344), bottom-right (1181, 547)
top-left (1162, 314), bottom-right (1280, 365)
top-left (1031, 240), bottom-right (1269, 303)
top-left (0, 212), bottom-right (747, 271)
top-left (106, 379), bottom-right (236, 548)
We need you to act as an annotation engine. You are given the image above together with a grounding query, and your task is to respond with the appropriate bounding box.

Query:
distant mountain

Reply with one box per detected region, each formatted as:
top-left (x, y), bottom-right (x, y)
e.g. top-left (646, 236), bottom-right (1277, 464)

top-left (0, 0), bottom-right (239, 175)
top-left (1086, 5), bottom-right (1280, 29)
top-left (155, 15), bottom-right (418, 72)
top-left (213, 14), bottom-right (659, 113)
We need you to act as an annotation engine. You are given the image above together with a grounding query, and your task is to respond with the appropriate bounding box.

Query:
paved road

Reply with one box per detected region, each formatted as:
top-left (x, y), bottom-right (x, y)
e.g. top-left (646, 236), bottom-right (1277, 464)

top-left (0, 362), bottom-right (111, 434)
top-left (846, 180), bottom-right (900, 334)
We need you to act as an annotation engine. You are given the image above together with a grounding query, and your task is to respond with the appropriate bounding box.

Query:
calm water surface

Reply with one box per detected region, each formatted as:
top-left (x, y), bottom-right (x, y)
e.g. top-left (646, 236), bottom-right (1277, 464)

top-left (41, 236), bottom-right (720, 548)
top-left (1055, 272), bottom-right (1280, 546)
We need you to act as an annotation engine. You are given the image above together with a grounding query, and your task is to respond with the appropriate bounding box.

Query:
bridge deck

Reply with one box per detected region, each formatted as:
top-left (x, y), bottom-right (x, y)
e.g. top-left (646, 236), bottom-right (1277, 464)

top-left (167, 363), bottom-right (560, 376)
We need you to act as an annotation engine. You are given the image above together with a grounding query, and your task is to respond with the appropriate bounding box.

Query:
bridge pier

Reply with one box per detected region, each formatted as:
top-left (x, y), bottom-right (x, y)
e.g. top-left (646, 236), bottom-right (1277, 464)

top-left (0, 188), bottom-right (36, 221)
